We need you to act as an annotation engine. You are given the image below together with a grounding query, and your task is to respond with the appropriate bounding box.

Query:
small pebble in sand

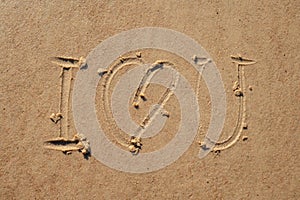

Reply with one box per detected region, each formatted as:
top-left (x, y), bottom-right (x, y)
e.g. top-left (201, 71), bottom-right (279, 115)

top-left (234, 89), bottom-right (243, 97)
top-left (133, 102), bottom-right (139, 109)
top-left (242, 122), bottom-right (248, 129)
top-left (161, 110), bottom-right (170, 118)
top-left (97, 68), bottom-right (108, 76)
top-left (242, 136), bottom-right (248, 141)
top-left (140, 93), bottom-right (146, 101)
top-left (136, 52), bottom-right (142, 58)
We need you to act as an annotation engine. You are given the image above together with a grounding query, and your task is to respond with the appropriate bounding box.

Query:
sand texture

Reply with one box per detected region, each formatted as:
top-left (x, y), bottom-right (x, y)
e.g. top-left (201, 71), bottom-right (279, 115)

top-left (0, 1), bottom-right (299, 199)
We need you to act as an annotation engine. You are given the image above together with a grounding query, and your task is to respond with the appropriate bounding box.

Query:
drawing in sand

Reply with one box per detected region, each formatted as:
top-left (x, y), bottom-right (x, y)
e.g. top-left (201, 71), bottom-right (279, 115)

top-left (44, 56), bottom-right (90, 155)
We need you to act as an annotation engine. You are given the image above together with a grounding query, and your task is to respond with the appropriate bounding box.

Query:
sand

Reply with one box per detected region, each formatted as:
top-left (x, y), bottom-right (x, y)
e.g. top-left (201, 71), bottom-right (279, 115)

top-left (0, 0), bottom-right (299, 199)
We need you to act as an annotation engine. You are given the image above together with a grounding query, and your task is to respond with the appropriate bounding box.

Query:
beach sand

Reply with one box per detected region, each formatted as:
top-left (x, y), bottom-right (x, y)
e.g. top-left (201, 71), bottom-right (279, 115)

top-left (0, 1), bottom-right (299, 199)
